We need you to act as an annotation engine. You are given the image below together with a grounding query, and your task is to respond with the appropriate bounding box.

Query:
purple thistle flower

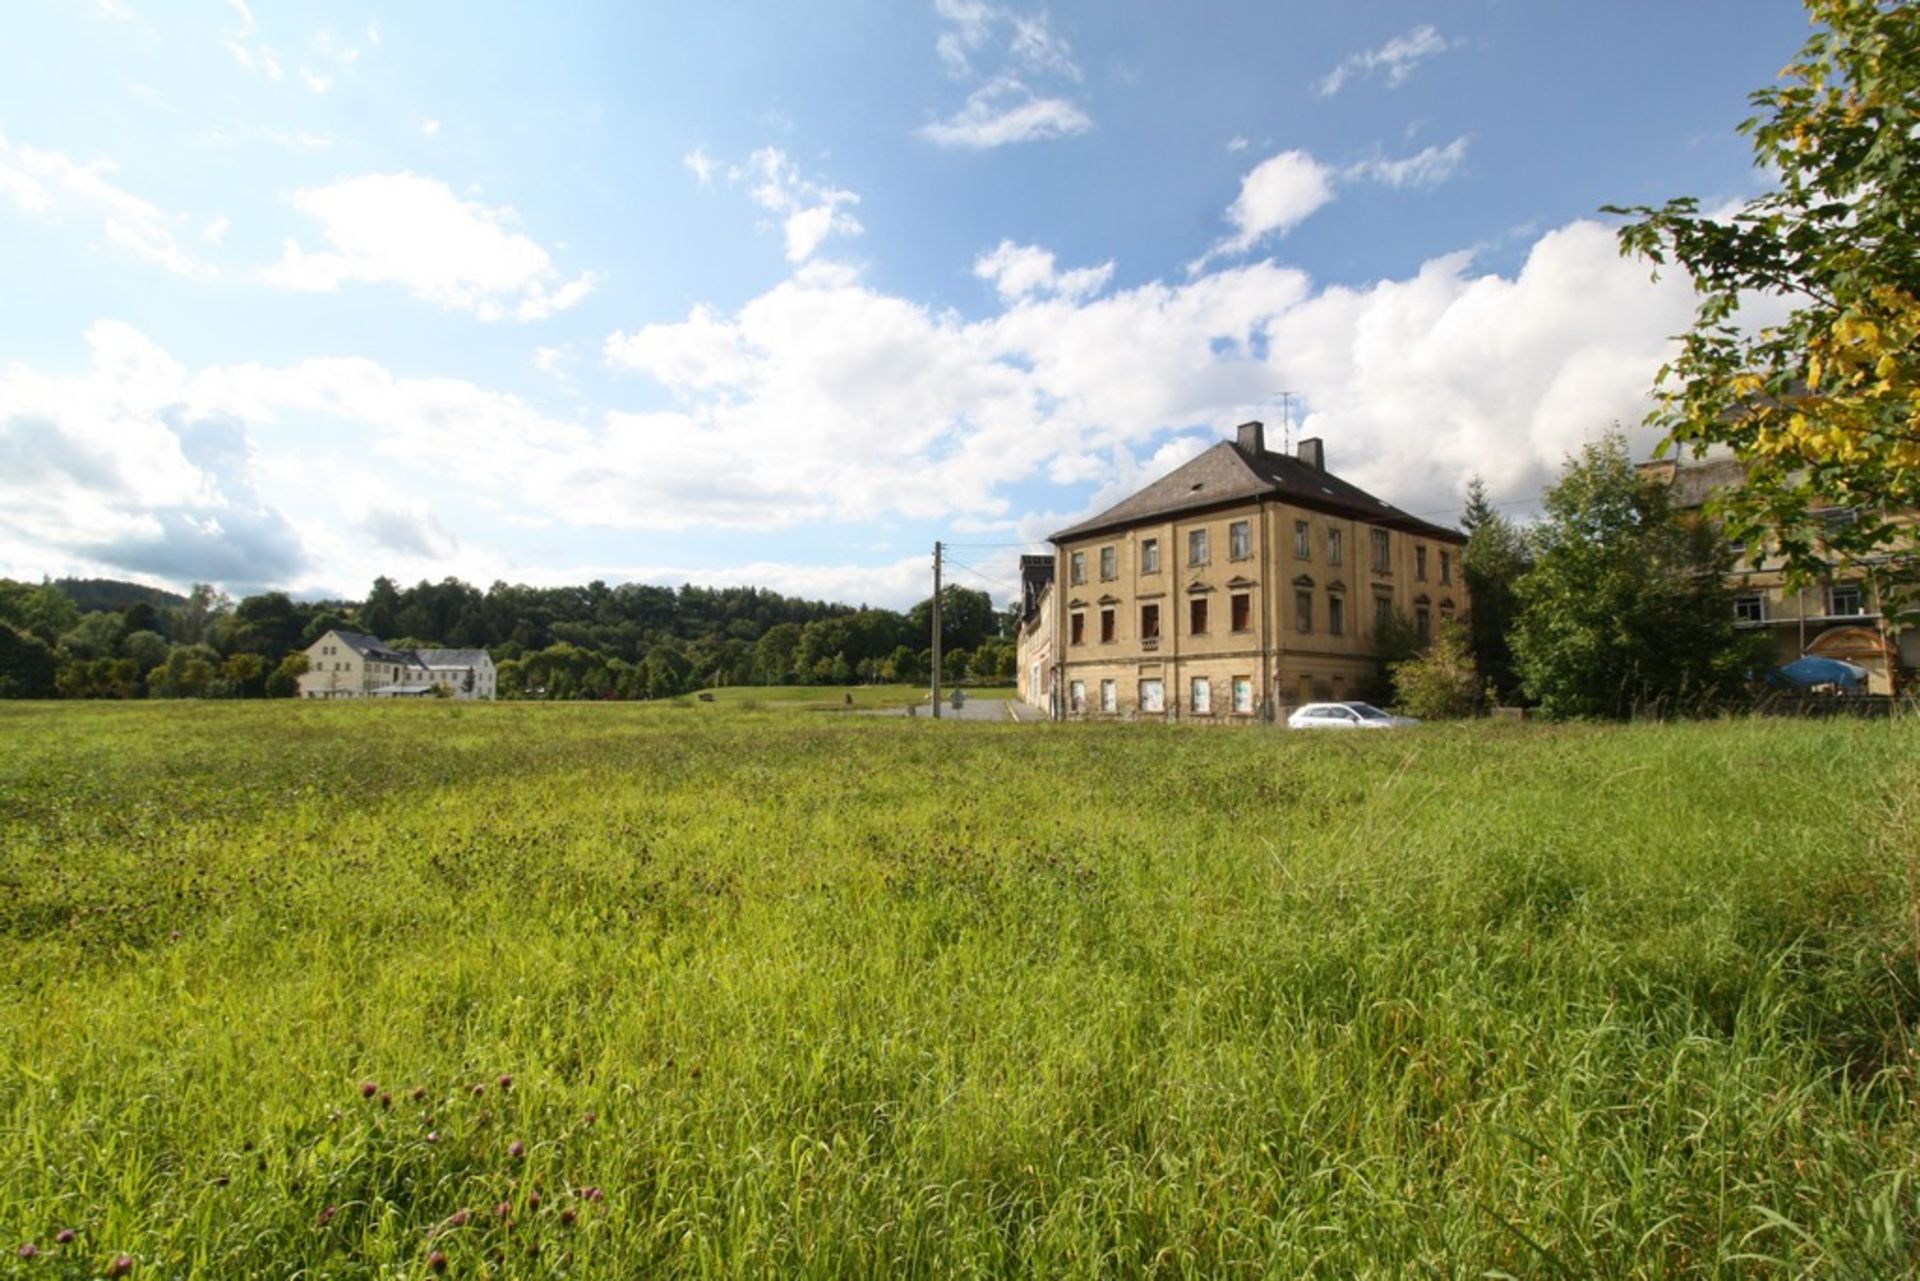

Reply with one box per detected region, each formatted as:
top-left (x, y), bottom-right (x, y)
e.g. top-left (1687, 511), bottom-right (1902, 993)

top-left (508, 1140), bottom-right (525, 1159)
top-left (54, 1230), bottom-right (75, 1245)
top-left (17, 1243), bottom-right (39, 1260)
top-left (360, 1081), bottom-right (377, 1099)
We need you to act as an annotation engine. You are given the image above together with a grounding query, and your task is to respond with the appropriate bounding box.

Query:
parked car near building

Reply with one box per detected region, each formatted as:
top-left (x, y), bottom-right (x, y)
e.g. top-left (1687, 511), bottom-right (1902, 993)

top-left (1286, 701), bottom-right (1418, 729)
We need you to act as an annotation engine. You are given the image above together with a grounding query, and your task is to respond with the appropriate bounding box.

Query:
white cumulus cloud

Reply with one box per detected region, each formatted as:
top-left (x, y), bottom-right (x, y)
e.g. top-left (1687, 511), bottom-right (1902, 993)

top-left (923, 3), bottom-right (1090, 148)
top-left (261, 172), bottom-right (596, 321)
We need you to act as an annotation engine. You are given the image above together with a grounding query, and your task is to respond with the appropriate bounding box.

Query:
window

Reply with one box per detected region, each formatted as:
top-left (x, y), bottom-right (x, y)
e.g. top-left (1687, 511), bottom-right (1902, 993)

top-left (1188, 529), bottom-right (1209, 566)
top-left (1295, 590), bottom-right (1313, 633)
top-left (1230, 520), bottom-right (1252, 560)
top-left (1070, 551), bottom-right (1086, 585)
top-left (1142, 538), bottom-right (1160, 574)
top-left (1415, 545), bottom-right (1428, 581)
top-left (1099, 608), bottom-right (1116, 643)
top-left (1140, 603), bottom-right (1161, 640)
top-left (1327, 528), bottom-right (1343, 566)
top-left (1328, 594), bottom-right (1345, 637)
top-left (1734, 593), bottom-right (1765, 625)
top-left (1069, 680), bottom-right (1086, 713)
top-left (1139, 679), bottom-right (1165, 713)
top-left (1070, 612), bottom-right (1085, 645)
top-left (1294, 521), bottom-right (1311, 560)
top-left (1375, 594), bottom-right (1393, 631)
top-left (1100, 545), bottom-right (1117, 581)
top-left (1100, 679), bottom-right (1117, 713)
top-left (1416, 606), bottom-right (1432, 645)
top-left (1830, 583), bottom-right (1865, 616)
top-left (1232, 676), bottom-right (1253, 715)
top-left (1230, 592), bottom-right (1251, 632)
top-left (1190, 677), bottom-right (1212, 715)
top-left (1190, 597), bottom-right (1209, 634)
top-left (1440, 550), bottom-right (1452, 586)
top-left (1371, 528), bottom-right (1391, 573)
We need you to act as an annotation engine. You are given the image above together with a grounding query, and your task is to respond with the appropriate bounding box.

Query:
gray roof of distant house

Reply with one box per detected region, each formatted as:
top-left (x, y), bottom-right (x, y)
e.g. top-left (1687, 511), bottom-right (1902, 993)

top-left (1049, 440), bottom-right (1465, 544)
top-left (416, 648), bottom-right (493, 667)
top-left (331, 630), bottom-right (423, 665)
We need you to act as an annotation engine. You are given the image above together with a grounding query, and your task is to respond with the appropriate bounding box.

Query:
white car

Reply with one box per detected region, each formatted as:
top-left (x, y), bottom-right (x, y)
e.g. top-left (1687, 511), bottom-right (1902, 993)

top-left (1287, 701), bottom-right (1419, 729)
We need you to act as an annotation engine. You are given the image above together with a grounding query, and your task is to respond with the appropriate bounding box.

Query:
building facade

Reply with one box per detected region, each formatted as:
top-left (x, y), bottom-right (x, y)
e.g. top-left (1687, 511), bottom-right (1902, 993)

top-left (1639, 451), bottom-right (1918, 694)
top-left (297, 630), bottom-right (497, 700)
top-left (1014, 554), bottom-right (1055, 710)
top-left (1048, 422), bottom-right (1467, 721)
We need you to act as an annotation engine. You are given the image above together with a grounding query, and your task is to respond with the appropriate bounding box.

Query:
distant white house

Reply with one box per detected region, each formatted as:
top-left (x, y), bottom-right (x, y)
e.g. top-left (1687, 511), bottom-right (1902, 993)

top-left (416, 648), bottom-right (498, 700)
top-left (297, 631), bottom-right (496, 700)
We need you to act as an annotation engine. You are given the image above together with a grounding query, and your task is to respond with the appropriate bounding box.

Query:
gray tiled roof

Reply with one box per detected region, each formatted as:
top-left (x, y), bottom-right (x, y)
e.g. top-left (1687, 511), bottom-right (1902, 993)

top-left (1050, 440), bottom-right (1464, 544)
top-left (331, 630), bottom-right (422, 665)
top-left (416, 648), bottom-right (493, 668)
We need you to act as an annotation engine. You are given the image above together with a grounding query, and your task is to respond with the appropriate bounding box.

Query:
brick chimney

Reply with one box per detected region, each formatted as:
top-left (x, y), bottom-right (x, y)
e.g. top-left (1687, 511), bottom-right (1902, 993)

top-left (1235, 420), bottom-right (1265, 455)
top-left (1296, 436), bottom-right (1325, 471)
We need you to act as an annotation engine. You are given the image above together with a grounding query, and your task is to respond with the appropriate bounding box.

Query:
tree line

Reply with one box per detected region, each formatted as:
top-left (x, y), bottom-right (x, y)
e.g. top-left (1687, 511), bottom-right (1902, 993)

top-left (0, 576), bottom-right (1016, 701)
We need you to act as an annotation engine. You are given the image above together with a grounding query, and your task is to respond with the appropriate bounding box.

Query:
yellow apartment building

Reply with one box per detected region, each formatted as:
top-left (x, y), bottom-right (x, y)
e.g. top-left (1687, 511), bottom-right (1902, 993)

top-left (1046, 421), bottom-right (1468, 720)
top-left (1639, 451), bottom-right (1919, 694)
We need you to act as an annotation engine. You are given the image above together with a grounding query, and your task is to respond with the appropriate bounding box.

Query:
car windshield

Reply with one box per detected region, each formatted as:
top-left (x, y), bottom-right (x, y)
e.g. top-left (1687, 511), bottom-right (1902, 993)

top-left (1346, 703), bottom-right (1393, 721)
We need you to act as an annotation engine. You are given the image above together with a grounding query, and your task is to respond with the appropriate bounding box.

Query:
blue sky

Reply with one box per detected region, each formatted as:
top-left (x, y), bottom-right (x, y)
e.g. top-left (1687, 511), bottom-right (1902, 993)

top-left (0, 1), bottom-right (1812, 607)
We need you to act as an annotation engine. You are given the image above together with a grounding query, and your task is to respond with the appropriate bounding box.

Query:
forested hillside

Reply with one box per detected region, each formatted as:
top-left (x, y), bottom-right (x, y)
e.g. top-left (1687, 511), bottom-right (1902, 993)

top-left (0, 575), bottom-right (1013, 700)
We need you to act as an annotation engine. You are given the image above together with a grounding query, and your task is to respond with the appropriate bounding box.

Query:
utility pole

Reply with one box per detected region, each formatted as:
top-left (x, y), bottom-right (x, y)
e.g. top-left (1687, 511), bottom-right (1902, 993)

top-left (931, 540), bottom-right (943, 719)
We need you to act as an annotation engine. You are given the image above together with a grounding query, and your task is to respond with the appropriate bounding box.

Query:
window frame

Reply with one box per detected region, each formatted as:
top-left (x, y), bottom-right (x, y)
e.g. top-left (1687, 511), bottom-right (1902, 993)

top-left (1140, 602), bottom-right (1160, 640)
top-left (1099, 607), bottom-right (1116, 643)
top-left (1099, 678), bottom-right (1117, 713)
top-left (1187, 528), bottom-right (1209, 567)
top-left (1733, 593), bottom-right (1766, 625)
top-left (1190, 676), bottom-right (1211, 715)
top-left (1328, 593), bottom-right (1345, 637)
top-left (1229, 519), bottom-right (1252, 560)
top-left (1295, 589), bottom-right (1313, 633)
top-left (1099, 545), bottom-right (1117, 581)
top-left (1069, 551), bottom-right (1086, 585)
top-left (1371, 528), bottom-right (1391, 573)
top-left (1415, 544), bottom-right (1428, 582)
top-left (1189, 596), bottom-right (1209, 635)
top-left (1326, 528), bottom-right (1343, 567)
top-left (1230, 592), bottom-right (1252, 633)
top-left (1141, 538), bottom-right (1160, 574)
top-left (1069, 612), bottom-right (1085, 646)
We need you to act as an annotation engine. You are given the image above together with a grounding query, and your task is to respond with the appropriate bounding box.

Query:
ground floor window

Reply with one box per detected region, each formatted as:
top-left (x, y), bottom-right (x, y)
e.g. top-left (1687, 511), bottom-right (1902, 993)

top-left (1734, 594), bottom-right (1765, 624)
top-left (1100, 678), bottom-right (1117, 713)
top-left (1191, 676), bottom-right (1211, 715)
top-left (1232, 676), bottom-right (1253, 714)
top-left (1139, 679), bottom-right (1165, 713)
top-left (1830, 583), bottom-right (1865, 616)
top-left (1069, 680), bottom-right (1086, 713)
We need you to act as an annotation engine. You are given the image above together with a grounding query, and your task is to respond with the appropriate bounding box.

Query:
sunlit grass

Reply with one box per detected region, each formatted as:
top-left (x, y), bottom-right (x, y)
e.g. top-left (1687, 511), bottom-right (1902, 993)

top-left (1, 702), bottom-right (1916, 1276)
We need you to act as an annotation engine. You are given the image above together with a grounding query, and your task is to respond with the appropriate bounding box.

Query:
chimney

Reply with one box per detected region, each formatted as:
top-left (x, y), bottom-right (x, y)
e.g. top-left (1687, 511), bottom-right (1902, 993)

top-left (1296, 436), bottom-right (1325, 471)
top-left (1235, 420), bottom-right (1265, 455)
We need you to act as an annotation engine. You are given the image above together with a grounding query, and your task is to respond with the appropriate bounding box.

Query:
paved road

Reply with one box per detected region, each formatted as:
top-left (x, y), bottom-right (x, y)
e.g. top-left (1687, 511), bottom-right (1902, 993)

top-left (894, 695), bottom-right (1046, 722)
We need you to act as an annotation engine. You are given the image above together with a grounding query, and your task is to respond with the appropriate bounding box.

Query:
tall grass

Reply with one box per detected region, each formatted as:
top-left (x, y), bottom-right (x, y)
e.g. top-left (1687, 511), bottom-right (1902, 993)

top-left (1, 702), bottom-right (1916, 1276)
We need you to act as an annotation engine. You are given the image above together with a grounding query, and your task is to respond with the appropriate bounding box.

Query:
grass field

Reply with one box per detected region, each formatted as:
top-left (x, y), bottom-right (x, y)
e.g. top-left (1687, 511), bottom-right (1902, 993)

top-left (2, 702), bottom-right (1918, 1277)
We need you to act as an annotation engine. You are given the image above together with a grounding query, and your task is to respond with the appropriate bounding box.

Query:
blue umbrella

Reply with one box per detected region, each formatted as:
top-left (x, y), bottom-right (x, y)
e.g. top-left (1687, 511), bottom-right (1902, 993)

top-left (1767, 655), bottom-right (1870, 688)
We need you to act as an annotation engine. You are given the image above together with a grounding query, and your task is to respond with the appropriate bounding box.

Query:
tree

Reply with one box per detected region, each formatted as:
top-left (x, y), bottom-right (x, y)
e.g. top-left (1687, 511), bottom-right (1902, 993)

top-left (1512, 434), bottom-right (1765, 719)
top-left (1389, 618), bottom-right (1481, 720)
top-left (1609, 0), bottom-right (1920, 615)
top-left (1460, 477), bottom-right (1533, 703)
top-left (0, 623), bottom-right (59, 698)
top-left (266, 652), bottom-right (309, 698)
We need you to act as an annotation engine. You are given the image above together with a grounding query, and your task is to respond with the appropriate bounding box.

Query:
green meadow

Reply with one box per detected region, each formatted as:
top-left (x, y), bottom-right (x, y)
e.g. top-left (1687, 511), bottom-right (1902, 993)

top-left (2, 701), bottom-right (1917, 1277)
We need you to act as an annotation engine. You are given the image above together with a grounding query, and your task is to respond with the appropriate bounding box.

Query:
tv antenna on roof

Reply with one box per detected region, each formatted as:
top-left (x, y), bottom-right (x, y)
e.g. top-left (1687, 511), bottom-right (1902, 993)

top-left (1274, 391), bottom-right (1297, 454)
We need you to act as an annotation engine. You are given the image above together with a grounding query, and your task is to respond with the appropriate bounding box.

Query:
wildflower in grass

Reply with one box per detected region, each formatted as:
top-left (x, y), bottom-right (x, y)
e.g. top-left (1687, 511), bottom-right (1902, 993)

top-left (317, 1205), bottom-right (338, 1227)
top-left (559, 1208), bottom-right (576, 1227)
top-left (447, 1209), bottom-right (470, 1228)
top-left (497, 1074), bottom-right (513, 1090)
top-left (582, 1110), bottom-right (596, 1126)
top-left (379, 1092), bottom-right (392, 1109)
top-left (106, 1255), bottom-right (134, 1277)
top-left (412, 1086), bottom-right (428, 1102)
top-left (508, 1140), bottom-right (525, 1159)
top-left (470, 1083), bottom-right (484, 1097)
top-left (360, 1081), bottom-right (378, 1099)
top-left (578, 1186), bottom-right (604, 1202)
top-left (54, 1230), bottom-right (75, 1245)
top-left (427, 1250), bottom-right (448, 1273)
top-left (494, 1201), bottom-right (511, 1219)
top-left (527, 1192), bottom-right (541, 1210)
top-left (426, 1130), bottom-right (440, 1144)
top-left (17, 1243), bottom-right (39, 1259)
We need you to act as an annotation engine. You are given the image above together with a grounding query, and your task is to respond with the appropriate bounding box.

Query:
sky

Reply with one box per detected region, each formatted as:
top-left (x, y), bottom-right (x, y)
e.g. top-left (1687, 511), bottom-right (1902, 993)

top-left (0, 0), bottom-right (1816, 609)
